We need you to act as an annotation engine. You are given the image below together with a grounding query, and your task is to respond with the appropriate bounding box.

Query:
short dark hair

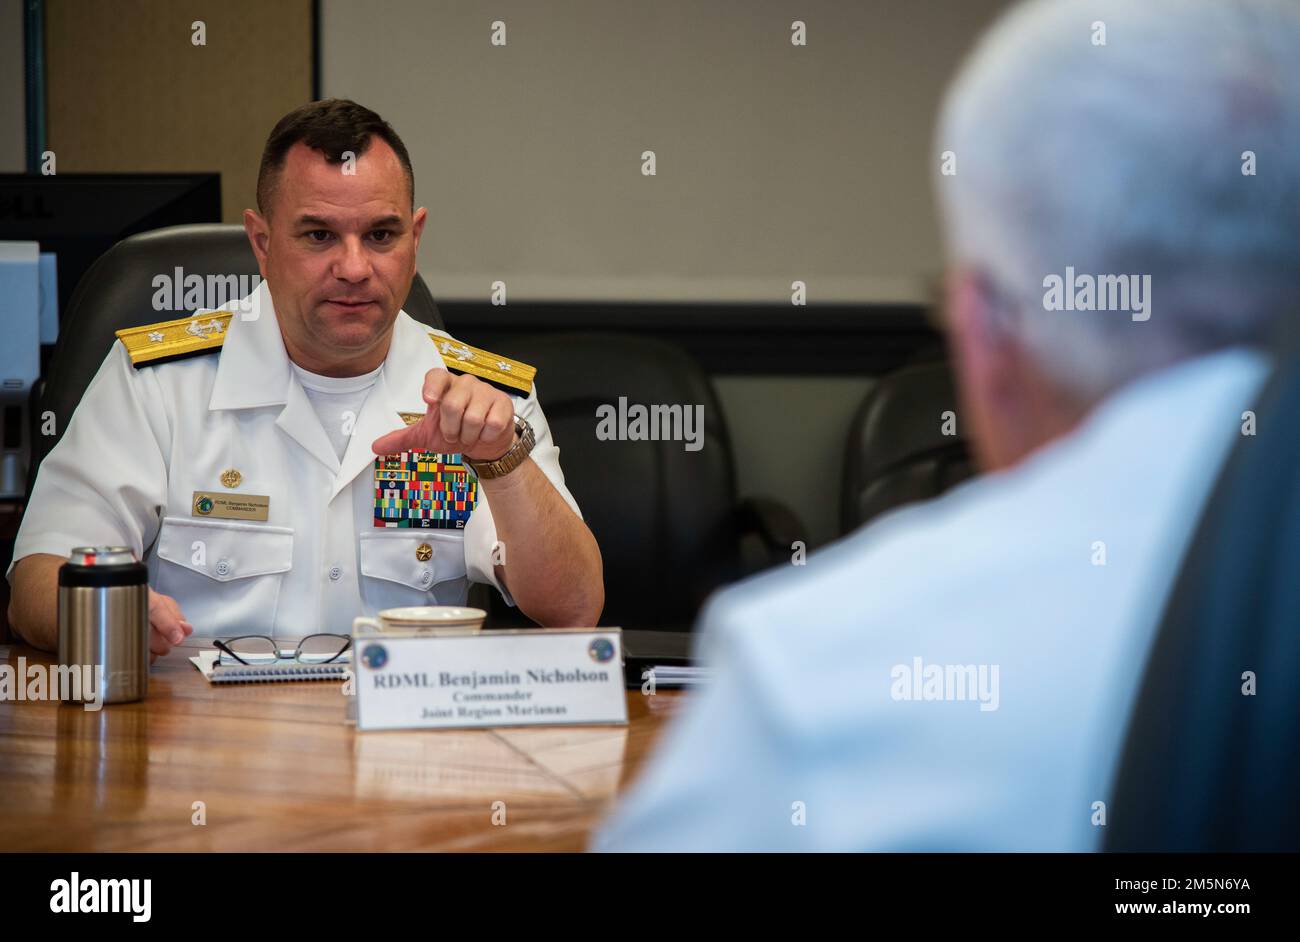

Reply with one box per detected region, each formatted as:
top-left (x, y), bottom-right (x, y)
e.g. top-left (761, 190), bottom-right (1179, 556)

top-left (256, 98), bottom-right (415, 214)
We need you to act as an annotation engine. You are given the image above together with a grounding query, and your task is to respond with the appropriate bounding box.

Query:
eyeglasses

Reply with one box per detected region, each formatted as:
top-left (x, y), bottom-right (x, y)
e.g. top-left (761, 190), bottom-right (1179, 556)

top-left (213, 633), bottom-right (352, 666)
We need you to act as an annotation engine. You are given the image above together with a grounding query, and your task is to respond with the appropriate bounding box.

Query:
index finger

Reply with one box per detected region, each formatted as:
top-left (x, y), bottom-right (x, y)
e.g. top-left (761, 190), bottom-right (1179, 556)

top-left (422, 369), bottom-right (453, 408)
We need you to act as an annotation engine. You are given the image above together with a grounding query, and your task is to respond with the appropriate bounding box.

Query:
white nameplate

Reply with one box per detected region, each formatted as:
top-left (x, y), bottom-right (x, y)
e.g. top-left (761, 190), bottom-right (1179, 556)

top-left (352, 628), bottom-right (627, 731)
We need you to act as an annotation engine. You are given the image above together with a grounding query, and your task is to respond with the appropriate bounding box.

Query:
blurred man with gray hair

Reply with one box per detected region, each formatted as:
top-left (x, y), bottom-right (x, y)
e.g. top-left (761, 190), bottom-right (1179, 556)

top-left (595, 0), bottom-right (1300, 851)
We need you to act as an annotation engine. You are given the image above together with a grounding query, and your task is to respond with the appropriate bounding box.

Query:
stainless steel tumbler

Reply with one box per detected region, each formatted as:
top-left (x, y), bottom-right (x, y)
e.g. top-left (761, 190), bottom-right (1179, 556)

top-left (57, 546), bottom-right (149, 705)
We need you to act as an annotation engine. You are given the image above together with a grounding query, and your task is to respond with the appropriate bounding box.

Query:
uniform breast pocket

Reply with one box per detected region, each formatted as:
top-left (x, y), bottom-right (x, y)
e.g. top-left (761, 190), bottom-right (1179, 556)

top-left (358, 531), bottom-right (470, 610)
top-left (154, 516), bottom-right (295, 637)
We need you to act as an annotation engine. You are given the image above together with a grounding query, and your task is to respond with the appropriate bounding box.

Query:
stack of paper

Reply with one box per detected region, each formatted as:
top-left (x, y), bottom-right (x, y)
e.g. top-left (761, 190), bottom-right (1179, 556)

top-left (640, 665), bottom-right (713, 687)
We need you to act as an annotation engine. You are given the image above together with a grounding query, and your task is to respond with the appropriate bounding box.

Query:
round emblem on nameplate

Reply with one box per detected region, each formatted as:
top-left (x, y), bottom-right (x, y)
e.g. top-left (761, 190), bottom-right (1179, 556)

top-left (588, 638), bottom-right (614, 663)
top-left (415, 543), bottom-right (433, 562)
top-left (361, 644), bottom-right (388, 670)
top-left (194, 495), bottom-right (214, 515)
top-left (220, 468), bottom-right (242, 488)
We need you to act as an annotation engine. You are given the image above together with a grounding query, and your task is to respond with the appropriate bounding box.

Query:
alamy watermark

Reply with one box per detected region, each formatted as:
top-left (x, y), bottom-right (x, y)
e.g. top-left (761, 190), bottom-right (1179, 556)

top-left (151, 267), bottom-right (260, 315)
top-left (890, 656), bottom-right (1000, 712)
top-left (595, 397), bottom-right (704, 452)
top-left (1042, 266), bottom-right (1151, 322)
top-left (0, 658), bottom-right (103, 711)
top-left (50, 872), bottom-right (151, 922)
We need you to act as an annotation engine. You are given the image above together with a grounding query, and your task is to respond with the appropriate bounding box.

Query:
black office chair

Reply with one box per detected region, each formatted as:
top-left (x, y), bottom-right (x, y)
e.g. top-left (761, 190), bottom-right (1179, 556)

top-left (25, 223), bottom-right (445, 496)
top-left (841, 361), bottom-right (976, 534)
top-left (479, 332), bottom-right (807, 631)
top-left (1105, 337), bottom-right (1300, 851)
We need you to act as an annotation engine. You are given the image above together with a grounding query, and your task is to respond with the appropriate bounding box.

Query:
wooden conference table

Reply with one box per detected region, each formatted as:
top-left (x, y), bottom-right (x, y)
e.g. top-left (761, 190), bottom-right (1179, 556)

top-left (0, 640), bottom-right (685, 851)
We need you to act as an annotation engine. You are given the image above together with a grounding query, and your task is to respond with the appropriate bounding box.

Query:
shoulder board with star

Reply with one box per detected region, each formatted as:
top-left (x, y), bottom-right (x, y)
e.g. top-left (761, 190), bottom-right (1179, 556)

top-left (428, 330), bottom-right (535, 396)
top-left (116, 312), bottom-right (233, 368)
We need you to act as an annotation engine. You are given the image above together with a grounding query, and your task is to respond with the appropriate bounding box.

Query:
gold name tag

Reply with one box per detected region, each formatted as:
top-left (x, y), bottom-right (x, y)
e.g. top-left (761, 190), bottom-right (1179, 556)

top-left (192, 491), bottom-right (270, 521)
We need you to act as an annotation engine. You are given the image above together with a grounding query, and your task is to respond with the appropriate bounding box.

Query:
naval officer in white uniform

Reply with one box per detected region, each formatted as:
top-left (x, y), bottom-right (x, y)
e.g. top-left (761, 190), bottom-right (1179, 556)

top-left (7, 99), bottom-right (604, 657)
top-left (594, 0), bottom-right (1300, 851)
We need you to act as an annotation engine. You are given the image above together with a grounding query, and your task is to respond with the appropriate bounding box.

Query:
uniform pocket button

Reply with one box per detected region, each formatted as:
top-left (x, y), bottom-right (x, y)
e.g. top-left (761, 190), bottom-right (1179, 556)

top-left (215, 558), bottom-right (231, 577)
top-left (418, 569), bottom-right (433, 586)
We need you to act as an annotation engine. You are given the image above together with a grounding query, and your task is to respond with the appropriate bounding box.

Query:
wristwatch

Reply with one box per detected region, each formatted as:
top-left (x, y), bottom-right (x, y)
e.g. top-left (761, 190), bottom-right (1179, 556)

top-left (466, 415), bottom-right (535, 479)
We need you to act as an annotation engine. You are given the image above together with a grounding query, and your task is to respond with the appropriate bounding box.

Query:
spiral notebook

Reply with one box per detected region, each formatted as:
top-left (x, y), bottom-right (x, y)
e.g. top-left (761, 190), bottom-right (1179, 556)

top-left (190, 650), bottom-right (352, 685)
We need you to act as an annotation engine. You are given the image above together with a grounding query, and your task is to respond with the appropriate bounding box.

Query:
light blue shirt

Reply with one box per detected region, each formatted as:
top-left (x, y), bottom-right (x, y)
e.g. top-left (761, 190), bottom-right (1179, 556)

top-left (594, 348), bottom-right (1269, 851)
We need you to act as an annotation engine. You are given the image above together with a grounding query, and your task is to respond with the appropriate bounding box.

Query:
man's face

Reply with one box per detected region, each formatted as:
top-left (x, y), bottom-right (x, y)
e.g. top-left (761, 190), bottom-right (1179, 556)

top-left (244, 137), bottom-right (427, 375)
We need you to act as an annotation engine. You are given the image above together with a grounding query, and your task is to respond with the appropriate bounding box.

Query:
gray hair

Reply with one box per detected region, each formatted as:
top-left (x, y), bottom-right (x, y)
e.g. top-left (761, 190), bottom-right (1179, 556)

top-left (935, 0), bottom-right (1300, 399)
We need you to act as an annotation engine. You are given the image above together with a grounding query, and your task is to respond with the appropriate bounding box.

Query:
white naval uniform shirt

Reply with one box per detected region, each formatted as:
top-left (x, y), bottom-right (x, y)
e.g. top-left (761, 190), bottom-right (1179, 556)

top-left (594, 348), bottom-right (1269, 852)
top-left (8, 282), bottom-right (582, 638)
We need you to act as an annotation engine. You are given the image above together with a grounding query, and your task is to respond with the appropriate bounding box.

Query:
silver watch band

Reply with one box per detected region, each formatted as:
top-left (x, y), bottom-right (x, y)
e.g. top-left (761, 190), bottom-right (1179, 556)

top-left (467, 415), bottom-right (535, 479)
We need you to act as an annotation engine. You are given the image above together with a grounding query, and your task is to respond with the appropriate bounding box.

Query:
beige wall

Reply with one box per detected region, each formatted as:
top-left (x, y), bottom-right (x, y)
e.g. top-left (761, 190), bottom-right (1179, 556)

top-left (320, 0), bottom-right (1004, 544)
top-left (322, 0), bottom-right (1010, 303)
top-left (44, 0), bottom-right (314, 222)
top-left (716, 374), bottom-right (875, 546)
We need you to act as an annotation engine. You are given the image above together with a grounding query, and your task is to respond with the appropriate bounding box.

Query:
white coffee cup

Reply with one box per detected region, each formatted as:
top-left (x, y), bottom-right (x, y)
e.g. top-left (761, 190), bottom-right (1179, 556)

top-left (353, 605), bottom-right (487, 637)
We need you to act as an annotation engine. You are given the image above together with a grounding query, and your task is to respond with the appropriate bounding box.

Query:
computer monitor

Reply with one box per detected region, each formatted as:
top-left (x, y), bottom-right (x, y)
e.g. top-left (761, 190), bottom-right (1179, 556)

top-left (0, 173), bottom-right (222, 324)
top-left (0, 173), bottom-right (221, 500)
